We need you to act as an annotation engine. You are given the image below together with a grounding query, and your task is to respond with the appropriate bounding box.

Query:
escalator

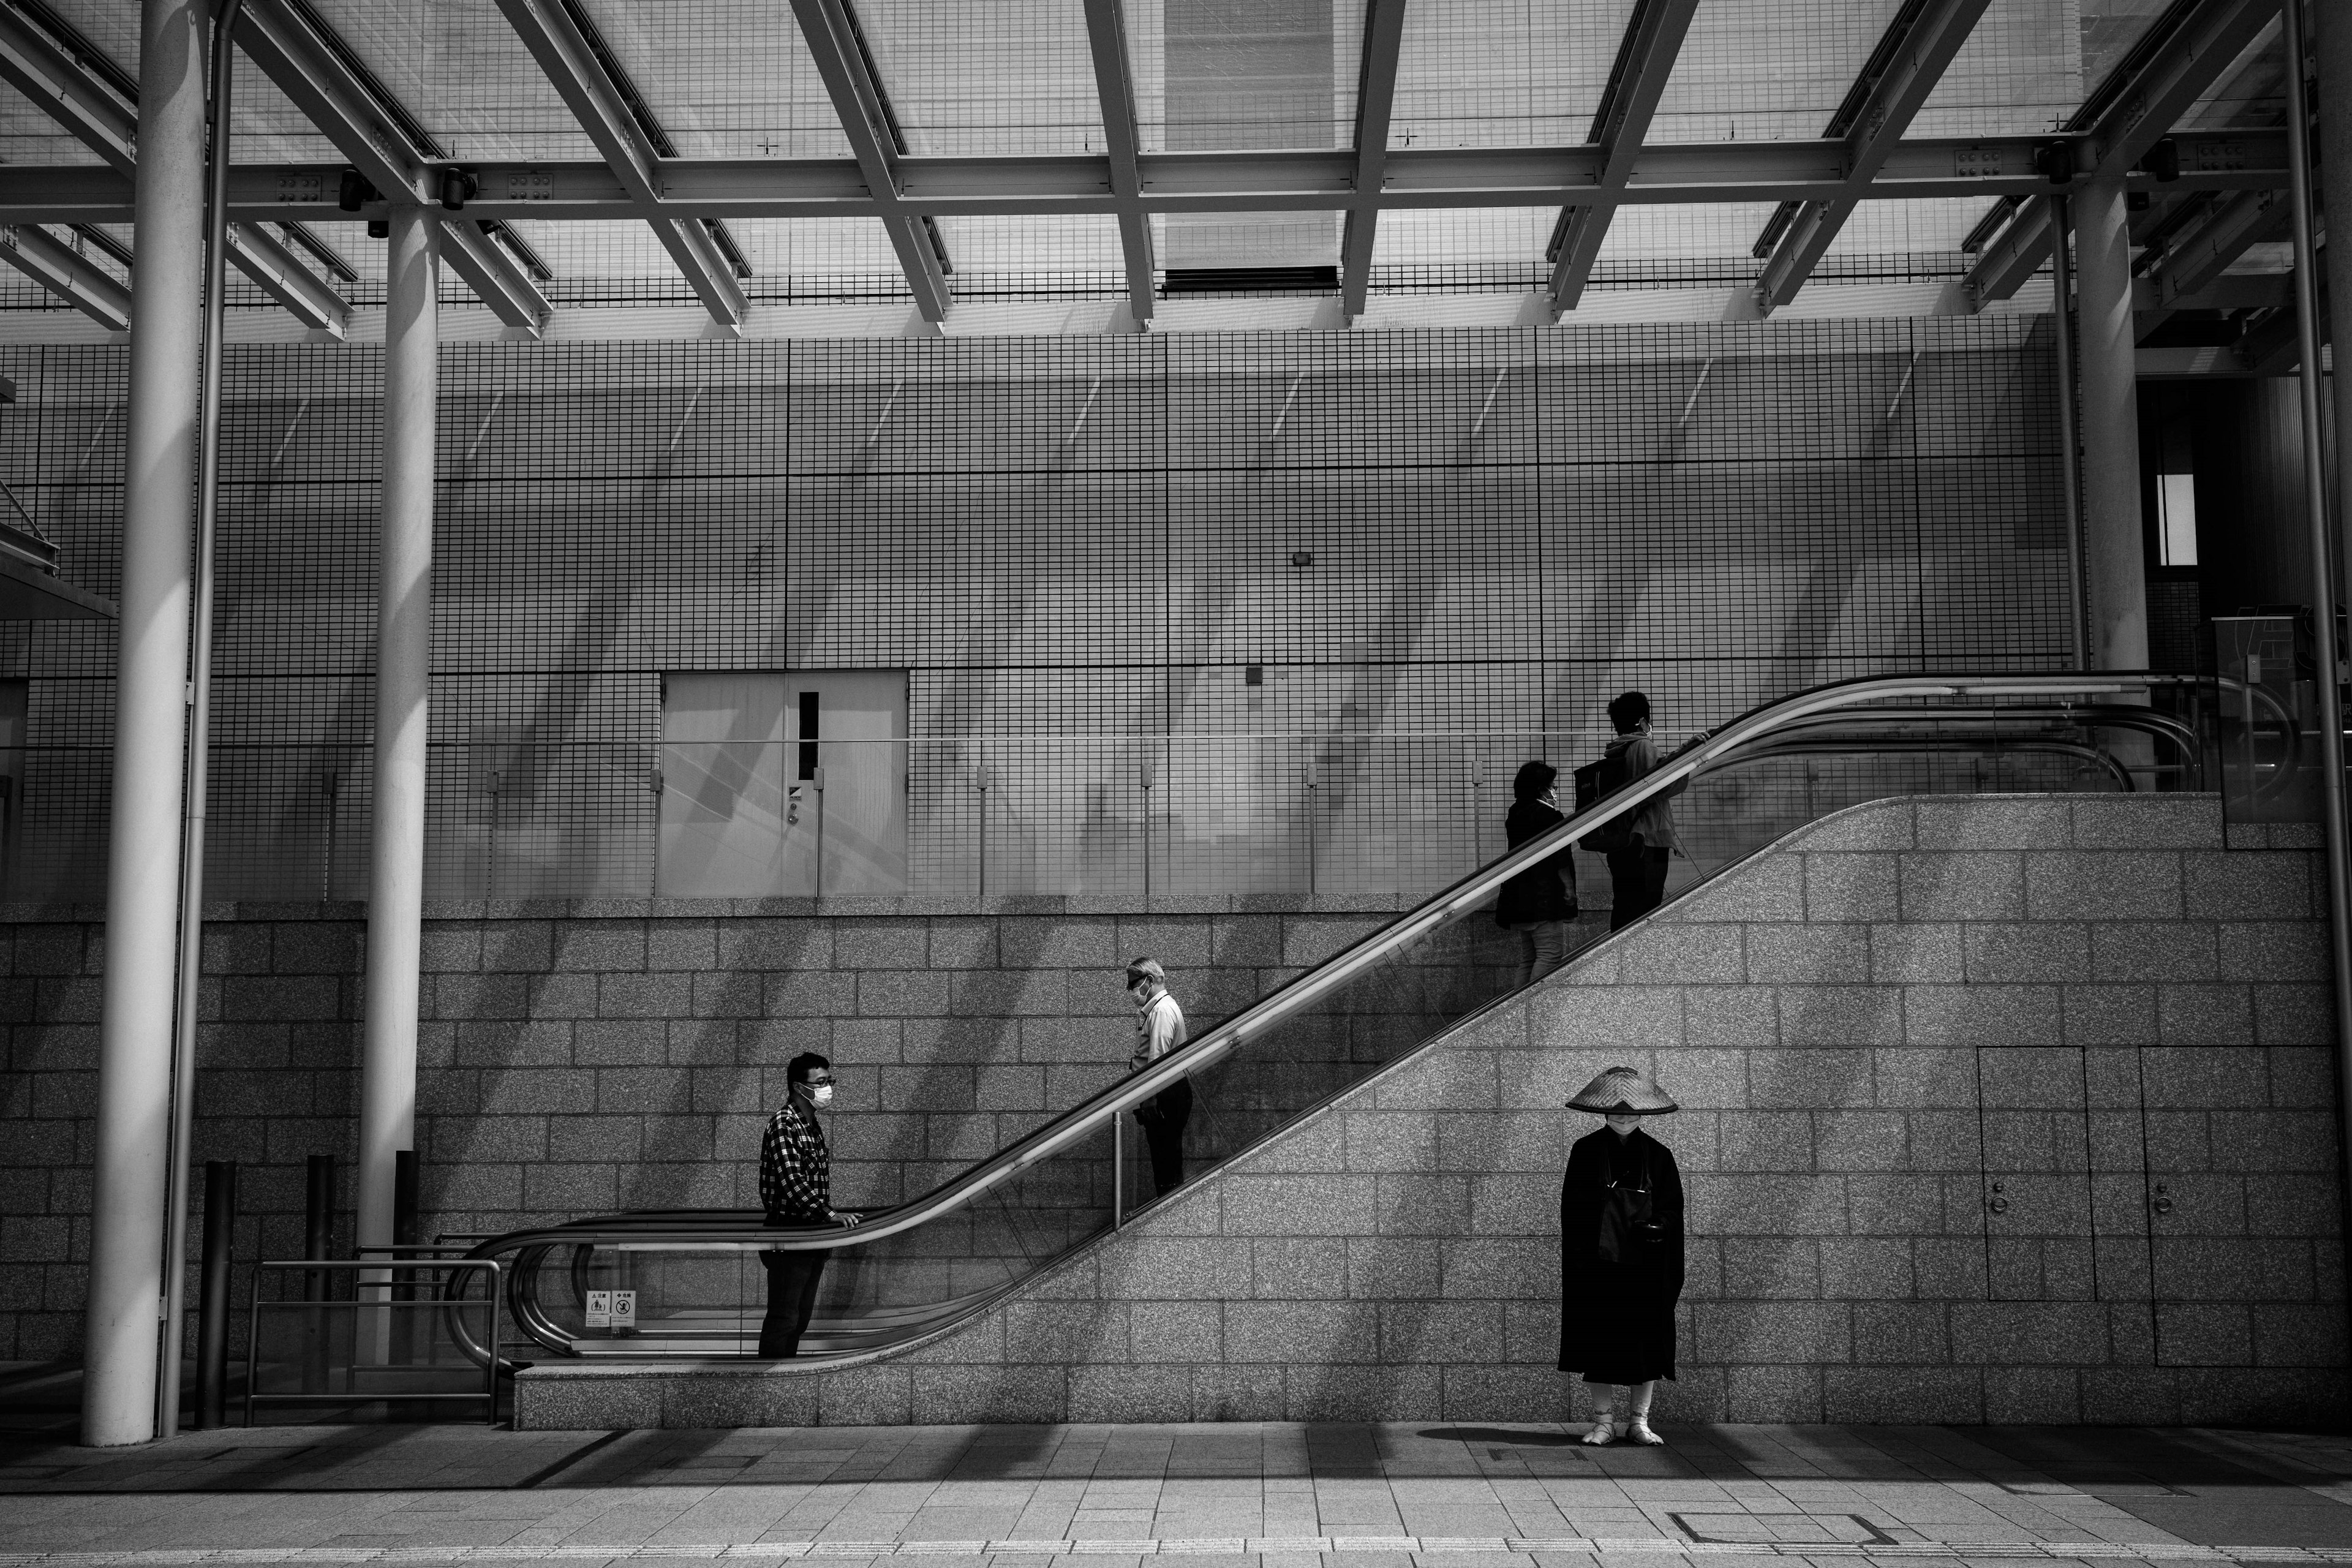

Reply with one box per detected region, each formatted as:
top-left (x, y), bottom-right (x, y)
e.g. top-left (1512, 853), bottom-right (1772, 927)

top-left (458, 671), bottom-right (2219, 1371)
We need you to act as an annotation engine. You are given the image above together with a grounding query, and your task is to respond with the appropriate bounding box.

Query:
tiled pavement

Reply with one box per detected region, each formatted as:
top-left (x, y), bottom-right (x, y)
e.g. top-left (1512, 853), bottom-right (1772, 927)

top-left (6, 1423), bottom-right (2352, 1568)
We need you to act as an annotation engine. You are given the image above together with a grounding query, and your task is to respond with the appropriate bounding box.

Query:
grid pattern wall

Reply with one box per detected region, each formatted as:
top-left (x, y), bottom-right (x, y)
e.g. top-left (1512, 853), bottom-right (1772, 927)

top-left (1, 318), bottom-right (2067, 903)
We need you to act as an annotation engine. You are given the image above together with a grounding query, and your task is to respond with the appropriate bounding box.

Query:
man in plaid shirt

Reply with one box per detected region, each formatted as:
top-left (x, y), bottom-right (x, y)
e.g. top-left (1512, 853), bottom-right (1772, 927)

top-left (757, 1052), bottom-right (860, 1357)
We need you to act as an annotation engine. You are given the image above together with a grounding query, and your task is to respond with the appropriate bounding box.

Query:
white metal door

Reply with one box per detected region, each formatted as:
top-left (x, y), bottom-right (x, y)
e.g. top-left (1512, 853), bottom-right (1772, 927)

top-left (658, 671), bottom-right (906, 897)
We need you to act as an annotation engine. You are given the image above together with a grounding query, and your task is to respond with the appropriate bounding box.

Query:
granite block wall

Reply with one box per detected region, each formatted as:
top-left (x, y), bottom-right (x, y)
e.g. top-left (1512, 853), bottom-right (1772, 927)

top-left (513, 793), bottom-right (2351, 1429)
top-left (0, 899), bottom-right (1392, 1359)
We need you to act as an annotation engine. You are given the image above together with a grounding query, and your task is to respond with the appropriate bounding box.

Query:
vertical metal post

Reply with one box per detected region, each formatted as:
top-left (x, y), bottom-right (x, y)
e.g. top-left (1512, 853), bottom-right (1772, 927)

top-left (2278, 0), bottom-right (2352, 1330)
top-left (359, 206), bottom-right (438, 1291)
top-left (84, 0), bottom-right (207, 1450)
top-left (193, 1159), bottom-right (235, 1429)
top-left (391, 1148), bottom-right (419, 1365)
top-left (303, 1152), bottom-right (331, 1390)
top-left (2074, 174), bottom-right (2150, 671)
top-left (2320, 0), bottom-right (2352, 605)
top-left (156, 0), bottom-right (243, 1440)
top-left (1112, 1113), bottom-right (1125, 1231)
top-left (1139, 758), bottom-right (1152, 905)
top-left (2048, 194), bottom-right (2087, 673)
top-left (320, 769), bottom-right (339, 901)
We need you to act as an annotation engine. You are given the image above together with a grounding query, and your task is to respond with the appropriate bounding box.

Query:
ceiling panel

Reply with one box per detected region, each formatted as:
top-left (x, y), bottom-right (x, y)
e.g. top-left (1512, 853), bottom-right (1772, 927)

top-left (1387, 0), bottom-right (1638, 149)
top-left (576, 0), bottom-right (852, 159)
top-left (858, 0), bottom-right (1106, 156)
top-left (1134, 0), bottom-right (1365, 153)
top-left (1650, 0), bottom-right (1905, 145)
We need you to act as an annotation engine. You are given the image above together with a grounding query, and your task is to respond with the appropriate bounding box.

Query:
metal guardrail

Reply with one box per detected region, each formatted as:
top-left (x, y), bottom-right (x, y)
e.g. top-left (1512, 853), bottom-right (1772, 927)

top-left (243, 1257), bottom-right (503, 1426)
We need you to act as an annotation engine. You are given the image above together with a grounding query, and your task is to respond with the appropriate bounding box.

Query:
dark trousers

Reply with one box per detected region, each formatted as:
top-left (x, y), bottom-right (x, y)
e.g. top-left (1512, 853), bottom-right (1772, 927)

top-left (1605, 842), bottom-right (1672, 932)
top-left (1136, 1079), bottom-right (1193, 1196)
top-left (757, 1248), bottom-right (829, 1358)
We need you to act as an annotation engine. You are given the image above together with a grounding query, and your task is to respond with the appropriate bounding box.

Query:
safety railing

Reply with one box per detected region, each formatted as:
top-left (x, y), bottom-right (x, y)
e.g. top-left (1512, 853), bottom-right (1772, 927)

top-left (452, 671), bottom-right (2215, 1367)
top-left (243, 1257), bottom-right (503, 1425)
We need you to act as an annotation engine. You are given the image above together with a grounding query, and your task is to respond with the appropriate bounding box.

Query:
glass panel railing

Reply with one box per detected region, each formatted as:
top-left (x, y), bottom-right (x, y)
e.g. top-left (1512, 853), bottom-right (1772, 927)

top-left (462, 674), bottom-right (2215, 1365)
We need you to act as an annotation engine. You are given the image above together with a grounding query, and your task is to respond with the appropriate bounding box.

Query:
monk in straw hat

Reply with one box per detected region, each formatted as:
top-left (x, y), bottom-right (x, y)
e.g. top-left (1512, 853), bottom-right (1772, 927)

top-left (1559, 1065), bottom-right (1685, 1445)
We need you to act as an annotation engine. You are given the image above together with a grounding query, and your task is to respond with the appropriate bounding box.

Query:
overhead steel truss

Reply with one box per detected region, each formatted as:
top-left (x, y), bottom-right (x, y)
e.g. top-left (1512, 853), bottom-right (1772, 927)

top-left (1079, 0), bottom-right (1153, 322)
top-left (1750, 0), bottom-right (1993, 314)
top-left (0, 0), bottom-right (349, 333)
top-left (236, 0), bottom-right (550, 335)
top-left (1962, 0), bottom-right (2285, 309)
top-left (0, 131), bottom-right (2283, 229)
top-left (496, 0), bottom-right (747, 330)
top-left (0, 0), bottom-right (2293, 323)
top-left (1544, 0), bottom-right (1698, 315)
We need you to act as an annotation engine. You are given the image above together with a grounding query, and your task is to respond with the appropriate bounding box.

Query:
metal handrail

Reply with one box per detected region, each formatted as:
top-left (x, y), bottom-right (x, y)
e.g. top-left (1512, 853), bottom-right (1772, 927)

top-left (466, 671), bottom-right (2199, 1279)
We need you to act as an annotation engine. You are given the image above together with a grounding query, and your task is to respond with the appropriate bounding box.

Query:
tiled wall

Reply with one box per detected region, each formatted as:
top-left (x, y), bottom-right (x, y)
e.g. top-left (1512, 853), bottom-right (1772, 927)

top-left (0, 897), bottom-right (1397, 1360)
top-left (512, 793), bottom-right (2348, 1428)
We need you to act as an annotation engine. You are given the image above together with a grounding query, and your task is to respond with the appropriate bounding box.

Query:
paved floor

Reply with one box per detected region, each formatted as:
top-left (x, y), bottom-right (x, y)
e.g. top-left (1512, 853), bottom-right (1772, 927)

top-left (4, 1422), bottom-right (2352, 1568)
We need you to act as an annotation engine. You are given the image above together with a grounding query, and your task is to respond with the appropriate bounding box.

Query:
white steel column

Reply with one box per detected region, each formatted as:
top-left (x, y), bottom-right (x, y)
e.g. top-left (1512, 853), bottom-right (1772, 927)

top-left (357, 206), bottom-right (437, 1262)
top-left (81, 0), bottom-right (208, 1449)
top-left (2073, 172), bottom-right (2149, 670)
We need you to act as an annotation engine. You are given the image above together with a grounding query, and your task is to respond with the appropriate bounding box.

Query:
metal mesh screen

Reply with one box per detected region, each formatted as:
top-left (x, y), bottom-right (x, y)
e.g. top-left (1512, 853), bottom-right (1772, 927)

top-left (0, 317), bottom-right (2067, 905)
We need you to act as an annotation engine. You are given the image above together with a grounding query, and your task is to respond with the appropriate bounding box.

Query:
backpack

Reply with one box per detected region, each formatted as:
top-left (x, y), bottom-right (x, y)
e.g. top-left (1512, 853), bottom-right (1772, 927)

top-left (1573, 747), bottom-right (1637, 854)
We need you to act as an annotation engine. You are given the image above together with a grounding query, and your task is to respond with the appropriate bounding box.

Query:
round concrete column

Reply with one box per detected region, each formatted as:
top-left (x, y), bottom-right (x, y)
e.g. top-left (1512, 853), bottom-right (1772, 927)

top-left (357, 206), bottom-right (438, 1264)
top-left (82, 0), bottom-right (209, 1449)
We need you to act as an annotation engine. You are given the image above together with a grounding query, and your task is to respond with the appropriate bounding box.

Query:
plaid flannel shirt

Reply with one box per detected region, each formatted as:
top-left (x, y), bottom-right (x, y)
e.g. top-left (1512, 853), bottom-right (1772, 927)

top-left (759, 1100), bottom-right (831, 1221)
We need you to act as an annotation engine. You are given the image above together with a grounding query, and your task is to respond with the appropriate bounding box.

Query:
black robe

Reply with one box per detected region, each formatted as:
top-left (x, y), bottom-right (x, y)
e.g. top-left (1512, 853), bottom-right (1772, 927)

top-left (1558, 1125), bottom-right (1686, 1384)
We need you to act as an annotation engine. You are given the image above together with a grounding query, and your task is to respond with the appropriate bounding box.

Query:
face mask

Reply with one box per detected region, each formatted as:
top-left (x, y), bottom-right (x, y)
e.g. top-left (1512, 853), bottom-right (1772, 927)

top-left (811, 1084), bottom-right (835, 1108)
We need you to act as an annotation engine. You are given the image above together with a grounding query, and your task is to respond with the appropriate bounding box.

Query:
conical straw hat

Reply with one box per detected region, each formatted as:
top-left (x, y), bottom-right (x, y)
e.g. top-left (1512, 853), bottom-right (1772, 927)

top-left (1565, 1065), bottom-right (1677, 1115)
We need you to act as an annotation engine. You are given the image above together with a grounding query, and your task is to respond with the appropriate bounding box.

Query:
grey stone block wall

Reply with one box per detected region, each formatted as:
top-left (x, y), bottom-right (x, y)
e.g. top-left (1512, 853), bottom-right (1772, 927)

top-left (515, 793), bottom-right (2350, 1429)
top-left (0, 899), bottom-right (1390, 1359)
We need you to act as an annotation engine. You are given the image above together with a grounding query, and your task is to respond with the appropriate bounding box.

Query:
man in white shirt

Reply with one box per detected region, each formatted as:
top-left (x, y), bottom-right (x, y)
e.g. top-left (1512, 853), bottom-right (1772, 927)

top-left (1125, 957), bottom-right (1191, 1196)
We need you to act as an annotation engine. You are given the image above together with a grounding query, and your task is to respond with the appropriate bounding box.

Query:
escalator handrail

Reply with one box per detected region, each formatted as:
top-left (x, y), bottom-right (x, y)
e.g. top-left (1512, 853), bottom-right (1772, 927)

top-left (468, 669), bottom-right (2198, 1262)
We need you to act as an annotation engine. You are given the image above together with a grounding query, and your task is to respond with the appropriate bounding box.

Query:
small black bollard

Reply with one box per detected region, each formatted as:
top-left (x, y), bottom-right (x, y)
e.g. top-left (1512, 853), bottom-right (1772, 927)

top-left (194, 1159), bottom-right (236, 1430)
top-left (304, 1154), bottom-right (336, 1289)
top-left (391, 1150), bottom-right (420, 1368)
top-left (303, 1154), bottom-right (334, 1392)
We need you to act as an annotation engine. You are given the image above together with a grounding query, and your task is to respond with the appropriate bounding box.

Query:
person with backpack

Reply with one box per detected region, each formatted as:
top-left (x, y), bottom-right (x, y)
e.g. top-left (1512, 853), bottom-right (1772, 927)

top-left (1558, 1065), bottom-right (1684, 1446)
top-left (1494, 760), bottom-right (1578, 984)
top-left (1577, 690), bottom-right (1688, 932)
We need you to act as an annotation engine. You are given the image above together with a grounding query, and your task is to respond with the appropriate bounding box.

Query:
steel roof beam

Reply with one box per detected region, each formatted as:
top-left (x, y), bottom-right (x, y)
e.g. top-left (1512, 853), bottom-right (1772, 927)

top-left (1339, 0), bottom-right (1409, 321)
top-left (0, 134), bottom-right (2288, 226)
top-left (0, 3), bottom-right (137, 168)
top-left (236, 0), bottom-right (550, 330)
top-left (788, 0), bottom-right (952, 321)
top-left (495, 0), bottom-right (745, 330)
top-left (2142, 187), bottom-right (2288, 307)
top-left (0, 1), bottom-right (349, 333)
top-left (0, 223), bottom-right (129, 330)
top-left (1964, 0), bottom-right (2282, 307)
top-left (234, 0), bottom-right (432, 204)
top-left (1753, 0), bottom-right (1992, 312)
top-left (442, 218), bottom-right (552, 337)
top-left (1546, 0), bottom-right (1699, 314)
top-left (1079, 0), bottom-right (1153, 321)
top-left (222, 220), bottom-right (351, 334)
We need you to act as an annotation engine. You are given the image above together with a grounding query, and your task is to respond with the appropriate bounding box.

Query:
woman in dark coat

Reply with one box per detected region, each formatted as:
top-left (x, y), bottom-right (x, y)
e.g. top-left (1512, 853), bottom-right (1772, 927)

top-left (1559, 1065), bottom-right (1685, 1446)
top-left (1494, 760), bottom-right (1577, 985)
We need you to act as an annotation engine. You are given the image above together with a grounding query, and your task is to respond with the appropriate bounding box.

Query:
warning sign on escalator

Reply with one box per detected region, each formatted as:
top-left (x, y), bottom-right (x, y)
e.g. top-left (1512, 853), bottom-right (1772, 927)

top-left (585, 1290), bottom-right (637, 1333)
